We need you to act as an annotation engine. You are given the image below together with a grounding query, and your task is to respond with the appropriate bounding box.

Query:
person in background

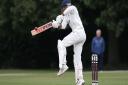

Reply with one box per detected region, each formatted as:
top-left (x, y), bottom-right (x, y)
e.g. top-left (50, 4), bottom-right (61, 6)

top-left (91, 29), bottom-right (105, 71)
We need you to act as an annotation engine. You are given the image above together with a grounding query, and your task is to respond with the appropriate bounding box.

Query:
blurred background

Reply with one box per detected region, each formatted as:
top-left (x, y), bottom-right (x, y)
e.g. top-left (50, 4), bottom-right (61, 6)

top-left (0, 0), bottom-right (128, 70)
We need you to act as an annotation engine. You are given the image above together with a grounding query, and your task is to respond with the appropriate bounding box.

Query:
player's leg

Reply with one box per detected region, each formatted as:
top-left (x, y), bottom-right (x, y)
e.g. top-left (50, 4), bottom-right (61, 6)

top-left (57, 32), bottom-right (84, 76)
top-left (57, 32), bottom-right (77, 76)
top-left (58, 40), bottom-right (67, 69)
top-left (57, 40), bottom-right (69, 76)
top-left (57, 31), bottom-right (86, 76)
top-left (73, 41), bottom-right (85, 85)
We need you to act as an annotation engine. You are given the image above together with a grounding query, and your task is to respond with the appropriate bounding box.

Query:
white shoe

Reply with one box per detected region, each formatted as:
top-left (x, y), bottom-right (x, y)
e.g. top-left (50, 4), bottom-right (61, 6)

top-left (76, 79), bottom-right (85, 85)
top-left (57, 65), bottom-right (69, 76)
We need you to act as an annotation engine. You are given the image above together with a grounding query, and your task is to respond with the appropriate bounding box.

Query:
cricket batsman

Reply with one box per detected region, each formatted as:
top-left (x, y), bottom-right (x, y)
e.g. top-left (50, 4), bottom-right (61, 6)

top-left (52, 0), bottom-right (86, 85)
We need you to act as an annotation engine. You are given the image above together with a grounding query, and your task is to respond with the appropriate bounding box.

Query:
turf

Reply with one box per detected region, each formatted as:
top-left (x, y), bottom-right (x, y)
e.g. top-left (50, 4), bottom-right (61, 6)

top-left (0, 70), bottom-right (128, 85)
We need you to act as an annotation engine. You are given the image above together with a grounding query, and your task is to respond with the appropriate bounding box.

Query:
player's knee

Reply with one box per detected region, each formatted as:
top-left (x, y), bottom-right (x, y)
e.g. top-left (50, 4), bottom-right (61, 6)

top-left (57, 40), bottom-right (65, 50)
top-left (57, 40), bottom-right (62, 49)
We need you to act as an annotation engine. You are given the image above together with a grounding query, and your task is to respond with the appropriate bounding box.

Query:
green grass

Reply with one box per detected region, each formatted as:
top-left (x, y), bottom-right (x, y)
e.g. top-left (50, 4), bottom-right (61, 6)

top-left (0, 70), bottom-right (128, 85)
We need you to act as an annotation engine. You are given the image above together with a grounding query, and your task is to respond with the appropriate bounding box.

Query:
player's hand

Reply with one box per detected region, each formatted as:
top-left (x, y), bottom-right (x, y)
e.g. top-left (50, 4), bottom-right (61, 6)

top-left (56, 15), bottom-right (63, 24)
top-left (34, 27), bottom-right (38, 30)
top-left (52, 20), bottom-right (59, 28)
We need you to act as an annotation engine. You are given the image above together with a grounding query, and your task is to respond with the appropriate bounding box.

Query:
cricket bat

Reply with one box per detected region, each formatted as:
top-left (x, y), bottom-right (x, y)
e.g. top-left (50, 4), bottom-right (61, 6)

top-left (31, 21), bottom-right (52, 36)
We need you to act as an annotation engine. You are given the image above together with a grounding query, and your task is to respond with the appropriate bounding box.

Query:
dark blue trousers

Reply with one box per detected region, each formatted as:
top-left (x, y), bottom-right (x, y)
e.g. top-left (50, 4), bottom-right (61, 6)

top-left (98, 53), bottom-right (104, 71)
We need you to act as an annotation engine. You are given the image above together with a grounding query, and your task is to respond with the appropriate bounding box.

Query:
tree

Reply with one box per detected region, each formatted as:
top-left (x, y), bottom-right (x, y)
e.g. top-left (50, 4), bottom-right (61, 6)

top-left (0, 0), bottom-right (60, 68)
top-left (83, 0), bottom-right (128, 67)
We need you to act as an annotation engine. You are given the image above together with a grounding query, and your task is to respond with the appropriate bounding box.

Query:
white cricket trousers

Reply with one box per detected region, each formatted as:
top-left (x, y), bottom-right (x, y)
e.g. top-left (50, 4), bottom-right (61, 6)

top-left (57, 29), bottom-right (86, 82)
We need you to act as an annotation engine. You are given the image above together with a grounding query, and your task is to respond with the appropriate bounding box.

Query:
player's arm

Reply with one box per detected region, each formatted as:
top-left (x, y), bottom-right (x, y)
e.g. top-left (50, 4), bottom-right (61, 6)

top-left (52, 14), bottom-right (68, 29)
top-left (52, 15), bottom-right (63, 28)
top-left (63, 6), bottom-right (75, 16)
top-left (52, 6), bottom-right (73, 29)
top-left (52, 16), bottom-right (68, 29)
top-left (59, 16), bottom-right (68, 29)
top-left (58, 6), bottom-right (75, 29)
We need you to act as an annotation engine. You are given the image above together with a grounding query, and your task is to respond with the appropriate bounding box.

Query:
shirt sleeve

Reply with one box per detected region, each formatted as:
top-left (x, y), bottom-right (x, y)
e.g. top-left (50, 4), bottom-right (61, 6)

top-left (63, 6), bottom-right (75, 15)
top-left (61, 16), bottom-right (68, 29)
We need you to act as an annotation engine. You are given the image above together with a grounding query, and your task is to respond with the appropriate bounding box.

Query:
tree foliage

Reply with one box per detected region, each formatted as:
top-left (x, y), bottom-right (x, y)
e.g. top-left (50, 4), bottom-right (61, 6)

top-left (0, 0), bottom-right (60, 68)
top-left (83, 0), bottom-right (128, 37)
top-left (0, 0), bottom-right (127, 68)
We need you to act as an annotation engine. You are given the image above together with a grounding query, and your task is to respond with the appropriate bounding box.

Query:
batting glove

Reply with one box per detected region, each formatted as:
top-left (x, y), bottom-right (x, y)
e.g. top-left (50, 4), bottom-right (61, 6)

top-left (56, 15), bottom-right (63, 24)
top-left (52, 20), bottom-right (59, 28)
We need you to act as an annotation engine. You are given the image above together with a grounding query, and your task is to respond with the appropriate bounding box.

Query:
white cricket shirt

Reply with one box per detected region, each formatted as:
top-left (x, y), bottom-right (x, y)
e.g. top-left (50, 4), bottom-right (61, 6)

top-left (62, 5), bottom-right (85, 32)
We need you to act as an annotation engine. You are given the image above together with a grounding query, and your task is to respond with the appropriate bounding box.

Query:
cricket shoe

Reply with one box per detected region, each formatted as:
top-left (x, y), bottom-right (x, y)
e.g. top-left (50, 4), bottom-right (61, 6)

top-left (57, 65), bottom-right (69, 76)
top-left (76, 79), bottom-right (85, 85)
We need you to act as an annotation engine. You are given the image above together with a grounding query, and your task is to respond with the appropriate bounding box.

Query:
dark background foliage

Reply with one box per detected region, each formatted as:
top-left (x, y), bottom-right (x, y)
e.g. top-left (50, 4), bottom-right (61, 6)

top-left (0, 0), bottom-right (128, 69)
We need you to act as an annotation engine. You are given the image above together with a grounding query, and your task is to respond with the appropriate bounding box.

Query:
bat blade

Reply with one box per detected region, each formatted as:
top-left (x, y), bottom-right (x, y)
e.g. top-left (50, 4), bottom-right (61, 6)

top-left (31, 22), bottom-right (52, 36)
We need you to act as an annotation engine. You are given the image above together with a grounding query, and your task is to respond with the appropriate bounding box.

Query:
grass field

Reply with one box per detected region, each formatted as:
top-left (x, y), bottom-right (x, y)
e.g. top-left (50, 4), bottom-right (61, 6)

top-left (0, 70), bottom-right (128, 85)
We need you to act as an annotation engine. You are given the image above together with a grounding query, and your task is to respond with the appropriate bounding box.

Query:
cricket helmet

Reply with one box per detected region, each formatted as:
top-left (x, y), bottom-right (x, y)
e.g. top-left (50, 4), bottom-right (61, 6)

top-left (61, 0), bottom-right (71, 7)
